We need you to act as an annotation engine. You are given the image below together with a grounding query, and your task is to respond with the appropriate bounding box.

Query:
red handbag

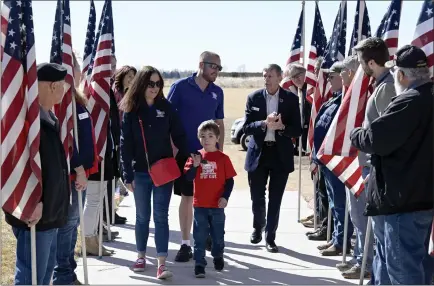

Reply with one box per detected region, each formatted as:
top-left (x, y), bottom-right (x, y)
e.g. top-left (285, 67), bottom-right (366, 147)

top-left (138, 118), bottom-right (181, 187)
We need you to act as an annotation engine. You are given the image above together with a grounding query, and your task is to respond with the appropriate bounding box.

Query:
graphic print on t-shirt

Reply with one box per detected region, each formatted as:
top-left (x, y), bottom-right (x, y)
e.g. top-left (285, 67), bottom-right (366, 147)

top-left (200, 161), bottom-right (217, 179)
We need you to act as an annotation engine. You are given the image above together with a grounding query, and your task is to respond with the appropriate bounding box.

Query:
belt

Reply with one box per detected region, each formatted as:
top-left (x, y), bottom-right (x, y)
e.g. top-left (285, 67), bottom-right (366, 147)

top-left (264, 141), bottom-right (276, 147)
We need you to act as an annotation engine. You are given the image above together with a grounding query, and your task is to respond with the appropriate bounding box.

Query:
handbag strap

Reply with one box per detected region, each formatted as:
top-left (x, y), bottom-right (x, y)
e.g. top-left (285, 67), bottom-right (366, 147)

top-left (138, 117), bottom-right (151, 171)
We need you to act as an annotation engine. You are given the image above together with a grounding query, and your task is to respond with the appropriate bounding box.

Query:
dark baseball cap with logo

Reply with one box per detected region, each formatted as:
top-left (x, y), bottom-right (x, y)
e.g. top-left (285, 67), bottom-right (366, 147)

top-left (385, 45), bottom-right (428, 69)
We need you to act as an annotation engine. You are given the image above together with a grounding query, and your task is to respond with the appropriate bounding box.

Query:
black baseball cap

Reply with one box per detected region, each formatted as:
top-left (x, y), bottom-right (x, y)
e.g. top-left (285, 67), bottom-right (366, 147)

top-left (37, 62), bottom-right (67, 82)
top-left (385, 45), bottom-right (428, 69)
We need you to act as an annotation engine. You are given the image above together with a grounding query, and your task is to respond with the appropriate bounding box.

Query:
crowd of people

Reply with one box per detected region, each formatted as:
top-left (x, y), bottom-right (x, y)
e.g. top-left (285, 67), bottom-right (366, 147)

top-left (290, 38), bottom-right (433, 285)
top-left (2, 38), bottom-right (433, 285)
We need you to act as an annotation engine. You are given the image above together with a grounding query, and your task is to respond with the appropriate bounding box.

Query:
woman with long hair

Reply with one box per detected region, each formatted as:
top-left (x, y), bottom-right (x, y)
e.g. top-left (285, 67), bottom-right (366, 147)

top-left (52, 52), bottom-right (100, 284)
top-left (113, 65), bottom-right (137, 120)
top-left (119, 66), bottom-right (187, 279)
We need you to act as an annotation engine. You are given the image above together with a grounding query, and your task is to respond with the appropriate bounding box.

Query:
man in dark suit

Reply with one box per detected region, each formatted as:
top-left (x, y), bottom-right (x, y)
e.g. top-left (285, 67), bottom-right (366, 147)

top-left (242, 64), bottom-right (302, 252)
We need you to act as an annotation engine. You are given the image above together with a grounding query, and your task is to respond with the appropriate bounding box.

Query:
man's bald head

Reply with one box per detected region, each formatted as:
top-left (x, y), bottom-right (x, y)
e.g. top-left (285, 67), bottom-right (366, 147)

top-left (198, 51), bottom-right (222, 83)
top-left (199, 51), bottom-right (220, 62)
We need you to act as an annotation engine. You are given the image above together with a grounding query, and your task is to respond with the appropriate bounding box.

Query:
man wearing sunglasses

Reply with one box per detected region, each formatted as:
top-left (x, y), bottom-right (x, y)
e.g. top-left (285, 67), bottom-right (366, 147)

top-left (167, 51), bottom-right (225, 262)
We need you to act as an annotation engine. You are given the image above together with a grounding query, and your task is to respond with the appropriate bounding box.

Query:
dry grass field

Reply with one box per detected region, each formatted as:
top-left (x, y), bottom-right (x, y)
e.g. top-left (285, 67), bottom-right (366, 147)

top-left (0, 78), bottom-right (314, 285)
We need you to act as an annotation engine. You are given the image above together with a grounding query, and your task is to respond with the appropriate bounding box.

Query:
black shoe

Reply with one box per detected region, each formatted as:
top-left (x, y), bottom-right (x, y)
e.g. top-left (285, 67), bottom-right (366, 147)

top-left (266, 241), bottom-right (279, 253)
top-left (250, 229), bottom-right (262, 244)
top-left (194, 265), bottom-right (205, 278)
top-left (175, 244), bottom-right (192, 262)
top-left (206, 235), bottom-right (212, 251)
top-left (307, 228), bottom-right (327, 241)
top-left (213, 257), bottom-right (224, 271)
top-left (115, 213), bottom-right (127, 225)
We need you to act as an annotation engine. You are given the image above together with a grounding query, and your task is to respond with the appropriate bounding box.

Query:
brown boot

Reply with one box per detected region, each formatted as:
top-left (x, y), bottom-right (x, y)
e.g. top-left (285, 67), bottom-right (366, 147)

top-left (85, 236), bottom-right (114, 256)
top-left (300, 214), bottom-right (314, 223)
top-left (320, 244), bottom-right (350, 256)
top-left (317, 241), bottom-right (333, 250)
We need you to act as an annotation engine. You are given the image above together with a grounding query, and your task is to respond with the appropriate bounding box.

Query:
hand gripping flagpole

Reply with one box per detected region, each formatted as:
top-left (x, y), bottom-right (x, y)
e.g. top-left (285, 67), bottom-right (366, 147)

top-left (72, 96), bottom-right (89, 284)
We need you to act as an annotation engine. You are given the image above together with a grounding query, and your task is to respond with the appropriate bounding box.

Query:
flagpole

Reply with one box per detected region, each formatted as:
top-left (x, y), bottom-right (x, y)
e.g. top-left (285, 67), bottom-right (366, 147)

top-left (297, 0), bottom-right (305, 223)
top-left (0, 1), bottom-right (3, 282)
top-left (72, 96), bottom-right (89, 284)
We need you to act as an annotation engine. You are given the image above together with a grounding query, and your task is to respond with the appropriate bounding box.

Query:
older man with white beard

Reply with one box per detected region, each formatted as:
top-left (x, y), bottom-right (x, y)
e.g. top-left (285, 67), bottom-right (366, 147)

top-left (350, 45), bottom-right (434, 285)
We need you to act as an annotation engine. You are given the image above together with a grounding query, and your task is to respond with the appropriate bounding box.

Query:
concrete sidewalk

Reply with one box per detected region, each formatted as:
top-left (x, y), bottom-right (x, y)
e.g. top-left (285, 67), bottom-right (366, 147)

top-left (76, 191), bottom-right (362, 285)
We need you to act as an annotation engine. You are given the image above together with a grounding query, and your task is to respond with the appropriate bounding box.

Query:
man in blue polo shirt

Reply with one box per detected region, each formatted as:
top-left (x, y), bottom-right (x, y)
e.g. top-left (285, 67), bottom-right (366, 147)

top-left (167, 51), bottom-right (225, 262)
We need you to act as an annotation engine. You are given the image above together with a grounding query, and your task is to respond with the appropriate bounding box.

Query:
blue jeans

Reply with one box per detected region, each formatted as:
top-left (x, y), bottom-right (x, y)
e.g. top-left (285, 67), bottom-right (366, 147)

top-left (348, 166), bottom-right (373, 269)
top-left (321, 166), bottom-right (354, 249)
top-left (133, 172), bottom-right (172, 257)
top-left (13, 227), bottom-right (58, 285)
top-left (53, 183), bottom-right (86, 285)
top-left (193, 207), bottom-right (225, 267)
top-left (372, 210), bottom-right (433, 285)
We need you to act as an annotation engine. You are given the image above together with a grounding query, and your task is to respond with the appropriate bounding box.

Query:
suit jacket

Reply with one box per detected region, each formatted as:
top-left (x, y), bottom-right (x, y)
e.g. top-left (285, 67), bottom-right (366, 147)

top-left (243, 87), bottom-right (302, 173)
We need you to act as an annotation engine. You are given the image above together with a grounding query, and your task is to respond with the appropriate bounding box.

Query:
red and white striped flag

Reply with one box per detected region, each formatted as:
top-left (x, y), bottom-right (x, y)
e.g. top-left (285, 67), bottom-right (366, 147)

top-left (79, 0), bottom-right (96, 95)
top-left (412, 0), bottom-right (433, 78)
top-left (86, 0), bottom-right (114, 159)
top-left (316, 67), bottom-right (372, 197)
top-left (317, 0), bottom-right (401, 197)
top-left (375, 0), bottom-right (402, 59)
top-left (285, 3), bottom-right (303, 66)
top-left (50, 0), bottom-right (74, 166)
top-left (1, 0), bottom-right (43, 220)
top-left (305, 1), bottom-right (328, 104)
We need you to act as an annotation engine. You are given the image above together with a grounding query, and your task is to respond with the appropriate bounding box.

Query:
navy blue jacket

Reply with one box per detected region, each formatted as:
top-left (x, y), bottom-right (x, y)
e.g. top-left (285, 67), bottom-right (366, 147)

top-left (311, 91), bottom-right (342, 165)
top-left (242, 87), bottom-right (302, 173)
top-left (70, 102), bottom-right (95, 173)
top-left (120, 97), bottom-right (188, 184)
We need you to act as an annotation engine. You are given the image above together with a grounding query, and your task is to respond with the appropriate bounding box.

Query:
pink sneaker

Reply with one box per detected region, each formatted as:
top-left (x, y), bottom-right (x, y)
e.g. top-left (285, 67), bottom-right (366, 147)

top-left (133, 257), bottom-right (146, 272)
top-left (157, 265), bottom-right (173, 279)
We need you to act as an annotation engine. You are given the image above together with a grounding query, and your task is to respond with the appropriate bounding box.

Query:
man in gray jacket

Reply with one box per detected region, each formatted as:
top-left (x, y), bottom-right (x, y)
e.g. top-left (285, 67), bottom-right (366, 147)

top-left (338, 37), bottom-right (396, 280)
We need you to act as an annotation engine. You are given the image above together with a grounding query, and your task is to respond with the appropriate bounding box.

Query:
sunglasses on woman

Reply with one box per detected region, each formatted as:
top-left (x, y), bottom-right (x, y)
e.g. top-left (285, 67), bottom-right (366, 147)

top-left (148, 80), bottom-right (163, 88)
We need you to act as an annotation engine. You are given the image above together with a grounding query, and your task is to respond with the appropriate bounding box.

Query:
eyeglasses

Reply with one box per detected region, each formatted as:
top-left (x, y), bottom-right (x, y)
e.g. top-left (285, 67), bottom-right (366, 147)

top-left (148, 80), bottom-right (162, 88)
top-left (203, 62), bottom-right (223, 71)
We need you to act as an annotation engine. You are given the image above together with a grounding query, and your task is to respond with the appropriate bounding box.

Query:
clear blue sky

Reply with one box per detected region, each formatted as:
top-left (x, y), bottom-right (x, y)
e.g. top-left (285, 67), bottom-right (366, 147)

top-left (32, 1), bottom-right (424, 72)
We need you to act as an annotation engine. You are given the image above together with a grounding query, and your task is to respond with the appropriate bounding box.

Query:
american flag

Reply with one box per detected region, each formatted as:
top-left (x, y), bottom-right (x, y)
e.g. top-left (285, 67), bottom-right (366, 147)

top-left (375, 0), bottom-right (402, 59)
top-left (412, 0), bottom-right (433, 78)
top-left (50, 0), bottom-right (74, 166)
top-left (285, 3), bottom-right (303, 65)
top-left (281, 1), bottom-right (304, 94)
top-left (304, 1), bottom-right (327, 104)
top-left (348, 0), bottom-right (371, 55)
top-left (317, 0), bottom-right (402, 198)
top-left (1, 0), bottom-right (42, 221)
top-left (86, 0), bottom-right (114, 159)
top-left (79, 0), bottom-right (96, 94)
top-left (306, 0), bottom-right (346, 153)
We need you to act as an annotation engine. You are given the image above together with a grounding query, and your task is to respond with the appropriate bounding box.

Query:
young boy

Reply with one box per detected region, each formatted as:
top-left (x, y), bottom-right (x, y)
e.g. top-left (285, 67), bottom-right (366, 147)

top-left (184, 120), bottom-right (237, 278)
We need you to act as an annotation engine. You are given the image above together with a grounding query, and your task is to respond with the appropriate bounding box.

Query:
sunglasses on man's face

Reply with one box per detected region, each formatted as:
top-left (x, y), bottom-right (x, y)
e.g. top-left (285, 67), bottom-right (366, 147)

top-left (203, 62), bottom-right (223, 72)
top-left (148, 80), bottom-right (162, 88)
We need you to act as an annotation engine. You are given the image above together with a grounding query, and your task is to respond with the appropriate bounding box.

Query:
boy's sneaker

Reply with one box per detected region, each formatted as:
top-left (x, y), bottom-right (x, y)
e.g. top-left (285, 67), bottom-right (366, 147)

top-left (133, 257), bottom-right (146, 272)
top-left (195, 265), bottom-right (206, 278)
top-left (157, 265), bottom-right (173, 279)
top-left (213, 257), bottom-right (224, 271)
top-left (175, 244), bottom-right (192, 262)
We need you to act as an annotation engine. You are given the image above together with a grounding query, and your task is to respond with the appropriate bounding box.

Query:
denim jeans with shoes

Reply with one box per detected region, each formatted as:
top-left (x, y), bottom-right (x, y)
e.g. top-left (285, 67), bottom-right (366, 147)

top-left (193, 207), bottom-right (225, 277)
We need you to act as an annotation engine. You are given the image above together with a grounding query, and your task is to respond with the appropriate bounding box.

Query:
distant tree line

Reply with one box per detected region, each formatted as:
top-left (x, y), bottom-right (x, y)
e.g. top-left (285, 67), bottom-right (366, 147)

top-left (158, 69), bottom-right (263, 79)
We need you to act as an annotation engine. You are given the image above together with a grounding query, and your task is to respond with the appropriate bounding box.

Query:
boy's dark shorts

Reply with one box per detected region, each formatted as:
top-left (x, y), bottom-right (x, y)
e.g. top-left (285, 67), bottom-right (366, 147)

top-left (174, 154), bottom-right (194, 197)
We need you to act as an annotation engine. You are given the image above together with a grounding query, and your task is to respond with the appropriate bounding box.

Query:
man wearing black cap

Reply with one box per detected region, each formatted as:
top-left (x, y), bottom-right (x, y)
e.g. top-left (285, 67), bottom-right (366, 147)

top-left (350, 45), bottom-right (433, 285)
top-left (4, 62), bottom-right (70, 285)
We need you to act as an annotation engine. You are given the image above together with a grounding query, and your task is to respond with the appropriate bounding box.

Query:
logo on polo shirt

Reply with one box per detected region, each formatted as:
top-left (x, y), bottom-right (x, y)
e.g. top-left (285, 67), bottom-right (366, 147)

top-left (211, 92), bottom-right (218, 100)
top-left (156, 110), bottom-right (165, 118)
